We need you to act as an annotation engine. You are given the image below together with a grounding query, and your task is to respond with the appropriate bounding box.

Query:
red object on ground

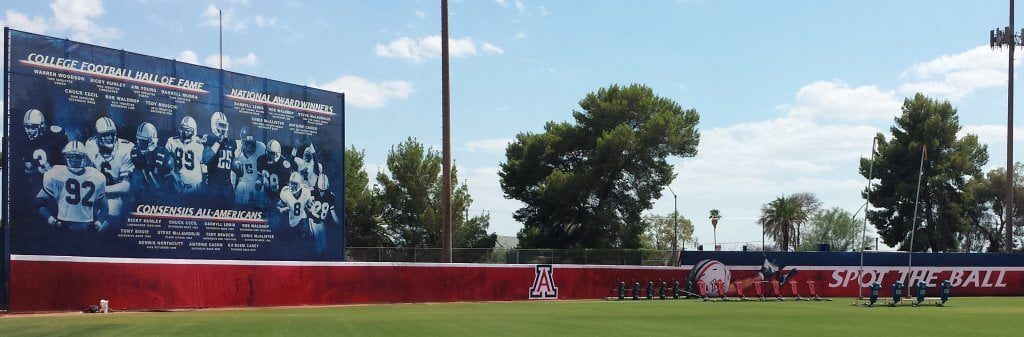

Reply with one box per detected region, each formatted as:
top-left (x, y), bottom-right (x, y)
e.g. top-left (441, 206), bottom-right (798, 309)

top-left (733, 280), bottom-right (745, 299)
top-left (806, 279), bottom-right (820, 298)
top-left (716, 280), bottom-right (728, 299)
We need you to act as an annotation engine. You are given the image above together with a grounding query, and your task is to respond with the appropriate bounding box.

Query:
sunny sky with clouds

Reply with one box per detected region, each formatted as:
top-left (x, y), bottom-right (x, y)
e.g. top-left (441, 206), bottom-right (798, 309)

top-left (2, 0), bottom-right (1021, 250)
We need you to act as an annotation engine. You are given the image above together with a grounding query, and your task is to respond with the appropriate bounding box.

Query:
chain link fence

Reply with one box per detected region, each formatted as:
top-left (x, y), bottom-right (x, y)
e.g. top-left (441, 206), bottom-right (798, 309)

top-left (345, 247), bottom-right (680, 265)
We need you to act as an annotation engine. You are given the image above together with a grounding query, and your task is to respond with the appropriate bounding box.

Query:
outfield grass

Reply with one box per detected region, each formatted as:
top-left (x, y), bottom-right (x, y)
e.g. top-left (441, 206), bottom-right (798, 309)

top-left (1, 298), bottom-right (1023, 337)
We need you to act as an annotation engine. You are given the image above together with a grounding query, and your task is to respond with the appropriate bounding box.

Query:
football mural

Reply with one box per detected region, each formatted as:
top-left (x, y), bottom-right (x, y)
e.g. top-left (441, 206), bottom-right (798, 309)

top-left (3, 29), bottom-right (346, 262)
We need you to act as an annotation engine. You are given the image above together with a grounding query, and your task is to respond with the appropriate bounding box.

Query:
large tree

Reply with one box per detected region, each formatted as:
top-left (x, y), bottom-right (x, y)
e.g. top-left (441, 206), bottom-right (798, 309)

top-left (758, 194), bottom-right (816, 252)
top-left (640, 212), bottom-right (696, 250)
top-left (799, 207), bottom-right (872, 252)
top-left (500, 84), bottom-right (700, 249)
top-left (859, 94), bottom-right (988, 252)
top-left (378, 138), bottom-right (497, 249)
top-left (344, 147), bottom-right (390, 247)
top-left (963, 163), bottom-right (1024, 252)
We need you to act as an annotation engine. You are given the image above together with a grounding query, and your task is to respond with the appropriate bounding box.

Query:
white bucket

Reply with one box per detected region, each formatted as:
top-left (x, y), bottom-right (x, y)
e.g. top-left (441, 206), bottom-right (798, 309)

top-left (99, 299), bottom-right (109, 313)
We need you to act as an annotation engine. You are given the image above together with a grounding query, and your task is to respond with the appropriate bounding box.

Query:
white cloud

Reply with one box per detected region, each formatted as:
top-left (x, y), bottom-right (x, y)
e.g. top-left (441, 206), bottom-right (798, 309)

top-left (50, 0), bottom-right (121, 43)
top-left (539, 6), bottom-right (549, 16)
top-left (515, 31), bottom-right (526, 39)
top-left (375, 35), bottom-right (502, 62)
top-left (683, 117), bottom-right (877, 184)
top-left (253, 15), bottom-right (277, 28)
top-left (961, 124), bottom-right (1024, 173)
top-left (415, 10), bottom-right (425, 18)
top-left (664, 116), bottom-right (878, 246)
top-left (466, 138), bottom-right (513, 153)
top-left (202, 5), bottom-right (249, 31)
top-left (177, 50), bottom-right (200, 64)
top-left (312, 75), bottom-right (414, 108)
top-left (899, 45), bottom-right (1016, 101)
top-left (461, 166), bottom-right (524, 236)
top-left (494, 0), bottom-right (508, 7)
top-left (961, 124), bottom-right (1024, 146)
top-left (514, 1), bottom-right (526, 12)
top-left (776, 80), bottom-right (901, 121)
top-left (177, 52), bottom-right (257, 69)
top-left (1, 0), bottom-right (120, 44)
top-left (1, 10), bottom-right (50, 33)
top-left (481, 42), bottom-right (505, 55)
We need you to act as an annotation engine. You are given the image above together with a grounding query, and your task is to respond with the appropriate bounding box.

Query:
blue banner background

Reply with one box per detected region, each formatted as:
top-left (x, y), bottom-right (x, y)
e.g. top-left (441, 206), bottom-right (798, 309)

top-left (4, 30), bottom-right (346, 261)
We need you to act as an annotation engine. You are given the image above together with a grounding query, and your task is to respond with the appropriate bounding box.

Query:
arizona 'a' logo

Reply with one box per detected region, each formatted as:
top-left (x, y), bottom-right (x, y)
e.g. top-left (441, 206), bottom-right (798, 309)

top-left (529, 264), bottom-right (558, 299)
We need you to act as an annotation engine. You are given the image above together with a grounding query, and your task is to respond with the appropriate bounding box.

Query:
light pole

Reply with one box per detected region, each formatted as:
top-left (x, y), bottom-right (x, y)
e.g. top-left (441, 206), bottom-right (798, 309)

top-left (990, 0), bottom-right (1019, 253)
top-left (440, 0), bottom-right (453, 262)
top-left (667, 186), bottom-right (678, 254)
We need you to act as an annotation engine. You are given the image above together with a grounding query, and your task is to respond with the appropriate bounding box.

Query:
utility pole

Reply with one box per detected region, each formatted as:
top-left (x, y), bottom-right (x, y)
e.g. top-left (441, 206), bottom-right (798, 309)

top-left (990, 0), bottom-right (1018, 253)
top-left (667, 186), bottom-right (678, 254)
top-left (440, 0), bottom-right (453, 262)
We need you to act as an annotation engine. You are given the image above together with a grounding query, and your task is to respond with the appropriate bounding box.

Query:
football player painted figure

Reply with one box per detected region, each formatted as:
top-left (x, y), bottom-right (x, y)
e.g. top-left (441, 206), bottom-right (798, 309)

top-left (257, 139), bottom-right (293, 205)
top-left (22, 109), bottom-right (69, 184)
top-left (35, 141), bottom-right (107, 232)
top-left (204, 111), bottom-right (236, 204)
top-left (232, 126), bottom-right (266, 207)
top-left (84, 117), bottom-right (134, 219)
top-left (306, 174), bottom-right (337, 254)
top-left (278, 172), bottom-right (312, 232)
top-left (130, 122), bottom-right (177, 202)
top-left (296, 144), bottom-right (324, 188)
top-left (165, 116), bottom-right (204, 194)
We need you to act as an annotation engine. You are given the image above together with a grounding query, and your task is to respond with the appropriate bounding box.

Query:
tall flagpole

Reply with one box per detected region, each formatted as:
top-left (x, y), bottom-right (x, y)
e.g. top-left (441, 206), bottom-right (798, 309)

top-left (906, 144), bottom-right (927, 297)
top-left (856, 137), bottom-right (877, 304)
top-left (219, 9), bottom-right (223, 70)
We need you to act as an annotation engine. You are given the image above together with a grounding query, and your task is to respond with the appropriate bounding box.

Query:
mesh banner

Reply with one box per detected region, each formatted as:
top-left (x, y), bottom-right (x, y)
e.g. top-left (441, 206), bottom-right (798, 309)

top-left (3, 29), bottom-right (346, 262)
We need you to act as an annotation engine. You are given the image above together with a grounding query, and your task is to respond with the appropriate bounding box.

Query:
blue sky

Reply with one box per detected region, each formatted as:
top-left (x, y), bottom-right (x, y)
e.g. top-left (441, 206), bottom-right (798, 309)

top-left (2, 0), bottom-right (1021, 249)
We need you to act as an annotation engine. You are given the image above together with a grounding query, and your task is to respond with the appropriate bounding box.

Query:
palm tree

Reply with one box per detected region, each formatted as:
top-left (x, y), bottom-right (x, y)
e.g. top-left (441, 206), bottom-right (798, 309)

top-left (708, 209), bottom-right (721, 249)
top-left (758, 195), bottom-right (813, 252)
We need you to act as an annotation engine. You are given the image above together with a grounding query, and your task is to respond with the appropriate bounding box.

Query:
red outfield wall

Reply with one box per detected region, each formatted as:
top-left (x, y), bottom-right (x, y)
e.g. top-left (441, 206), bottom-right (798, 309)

top-left (10, 252), bottom-right (1024, 312)
top-left (8, 256), bottom-right (686, 312)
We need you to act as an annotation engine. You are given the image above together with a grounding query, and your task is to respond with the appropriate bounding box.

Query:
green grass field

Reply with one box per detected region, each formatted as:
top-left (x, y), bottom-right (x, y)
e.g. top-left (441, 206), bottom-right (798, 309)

top-left (1, 298), bottom-right (1022, 337)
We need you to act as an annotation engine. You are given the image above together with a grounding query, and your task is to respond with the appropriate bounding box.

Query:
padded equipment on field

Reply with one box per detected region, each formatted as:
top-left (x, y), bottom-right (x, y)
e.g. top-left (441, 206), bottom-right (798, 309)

top-left (867, 282), bottom-right (881, 307)
top-left (753, 280), bottom-right (766, 301)
top-left (716, 280), bottom-right (731, 301)
top-left (889, 281), bottom-right (903, 306)
top-left (770, 279), bottom-right (784, 301)
top-left (696, 279), bottom-right (710, 301)
top-left (940, 280), bottom-right (952, 305)
top-left (788, 280), bottom-right (805, 301)
top-left (806, 279), bottom-right (830, 301)
top-left (734, 280), bottom-right (748, 301)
